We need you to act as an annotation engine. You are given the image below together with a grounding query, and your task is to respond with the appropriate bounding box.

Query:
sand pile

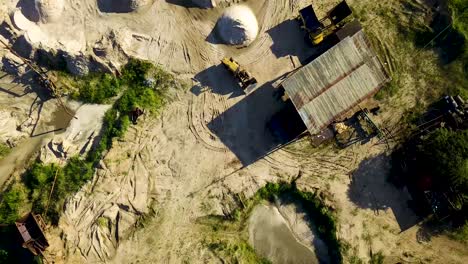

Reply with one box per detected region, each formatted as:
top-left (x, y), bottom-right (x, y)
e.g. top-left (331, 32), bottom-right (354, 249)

top-left (217, 5), bottom-right (258, 46)
top-left (35, 0), bottom-right (65, 23)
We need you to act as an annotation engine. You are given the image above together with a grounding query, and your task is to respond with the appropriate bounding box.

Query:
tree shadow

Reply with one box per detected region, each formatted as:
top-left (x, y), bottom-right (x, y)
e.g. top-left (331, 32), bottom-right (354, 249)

top-left (207, 80), bottom-right (306, 166)
top-left (348, 154), bottom-right (421, 231)
top-left (191, 64), bottom-right (245, 98)
top-left (16, 0), bottom-right (40, 23)
top-left (399, 9), bottom-right (466, 66)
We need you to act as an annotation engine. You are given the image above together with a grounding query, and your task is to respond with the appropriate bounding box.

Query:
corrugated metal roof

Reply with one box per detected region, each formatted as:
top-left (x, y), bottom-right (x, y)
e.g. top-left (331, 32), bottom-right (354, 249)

top-left (282, 30), bottom-right (389, 135)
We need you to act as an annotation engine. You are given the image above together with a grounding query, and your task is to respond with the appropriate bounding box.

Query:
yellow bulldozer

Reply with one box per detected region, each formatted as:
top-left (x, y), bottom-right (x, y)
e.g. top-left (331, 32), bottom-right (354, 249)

top-left (221, 57), bottom-right (258, 93)
top-left (298, 0), bottom-right (354, 45)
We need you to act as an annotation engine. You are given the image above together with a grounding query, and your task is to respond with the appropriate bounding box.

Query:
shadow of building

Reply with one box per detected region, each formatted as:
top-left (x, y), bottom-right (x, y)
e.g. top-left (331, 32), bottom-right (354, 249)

top-left (207, 82), bottom-right (306, 166)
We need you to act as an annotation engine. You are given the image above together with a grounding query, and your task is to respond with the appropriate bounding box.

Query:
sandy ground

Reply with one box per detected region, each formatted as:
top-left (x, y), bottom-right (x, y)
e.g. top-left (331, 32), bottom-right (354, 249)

top-left (0, 0), bottom-right (467, 263)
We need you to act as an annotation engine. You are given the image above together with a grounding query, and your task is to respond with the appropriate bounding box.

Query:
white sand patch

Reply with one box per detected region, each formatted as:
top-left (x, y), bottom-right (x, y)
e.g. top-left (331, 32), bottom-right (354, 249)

top-left (40, 104), bottom-right (112, 164)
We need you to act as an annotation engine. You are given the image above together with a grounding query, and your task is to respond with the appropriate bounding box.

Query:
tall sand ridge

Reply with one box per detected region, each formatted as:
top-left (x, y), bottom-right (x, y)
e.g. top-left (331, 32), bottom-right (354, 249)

top-left (217, 5), bottom-right (259, 46)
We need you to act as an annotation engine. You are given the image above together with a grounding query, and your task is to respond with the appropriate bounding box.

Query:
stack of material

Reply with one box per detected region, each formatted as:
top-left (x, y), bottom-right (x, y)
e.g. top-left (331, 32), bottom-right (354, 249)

top-left (281, 30), bottom-right (389, 135)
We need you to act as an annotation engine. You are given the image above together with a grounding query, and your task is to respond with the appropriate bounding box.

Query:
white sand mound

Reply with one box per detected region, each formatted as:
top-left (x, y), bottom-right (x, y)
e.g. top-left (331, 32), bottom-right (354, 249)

top-left (35, 0), bottom-right (65, 23)
top-left (217, 5), bottom-right (258, 46)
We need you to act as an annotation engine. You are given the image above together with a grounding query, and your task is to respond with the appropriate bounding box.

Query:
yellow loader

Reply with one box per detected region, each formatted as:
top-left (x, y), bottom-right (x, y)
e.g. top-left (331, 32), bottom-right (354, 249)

top-left (221, 57), bottom-right (258, 93)
top-left (298, 1), bottom-right (354, 45)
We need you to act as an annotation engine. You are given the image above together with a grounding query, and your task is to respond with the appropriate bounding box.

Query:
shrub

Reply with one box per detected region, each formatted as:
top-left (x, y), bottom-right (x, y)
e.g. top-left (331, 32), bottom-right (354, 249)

top-left (71, 73), bottom-right (121, 104)
top-left (450, 221), bottom-right (468, 243)
top-left (416, 128), bottom-right (468, 196)
top-left (0, 185), bottom-right (27, 224)
top-left (0, 143), bottom-right (10, 159)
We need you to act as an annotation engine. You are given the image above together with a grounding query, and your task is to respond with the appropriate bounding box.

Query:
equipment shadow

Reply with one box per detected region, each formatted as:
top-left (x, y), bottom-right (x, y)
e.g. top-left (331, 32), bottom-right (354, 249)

top-left (190, 64), bottom-right (245, 98)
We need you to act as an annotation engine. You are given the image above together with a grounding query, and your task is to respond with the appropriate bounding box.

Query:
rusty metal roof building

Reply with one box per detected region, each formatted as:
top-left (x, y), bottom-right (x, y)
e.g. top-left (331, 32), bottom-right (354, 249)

top-left (281, 30), bottom-right (389, 135)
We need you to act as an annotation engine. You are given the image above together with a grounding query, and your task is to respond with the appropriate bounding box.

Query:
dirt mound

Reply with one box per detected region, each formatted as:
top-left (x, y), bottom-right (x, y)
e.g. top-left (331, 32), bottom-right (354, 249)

top-left (216, 5), bottom-right (258, 46)
top-left (97, 0), bottom-right (152, 13)
top-left (35, 0), bottom-right (65, 23)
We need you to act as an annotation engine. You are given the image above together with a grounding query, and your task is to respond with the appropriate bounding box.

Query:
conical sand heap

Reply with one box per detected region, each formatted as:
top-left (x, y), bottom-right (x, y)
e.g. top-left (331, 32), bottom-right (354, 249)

top-left (217, 5), bottom-right (259, 46)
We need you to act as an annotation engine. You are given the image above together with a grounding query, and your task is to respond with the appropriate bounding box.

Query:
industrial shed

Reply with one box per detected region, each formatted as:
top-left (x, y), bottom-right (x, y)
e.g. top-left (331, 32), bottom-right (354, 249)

top-left (281, 30), bottom-right (389, 135)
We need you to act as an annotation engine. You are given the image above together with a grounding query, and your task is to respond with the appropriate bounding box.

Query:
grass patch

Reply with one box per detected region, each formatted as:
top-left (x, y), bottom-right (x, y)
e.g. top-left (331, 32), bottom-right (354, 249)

top-left (369, 251), bottom-right (385, 264)
top-left (0, 143), bottom-right (11, 160)
top-left (204, 240), bottom-right (271, 264)
top-left (449, 221), bottom-right (468, 243)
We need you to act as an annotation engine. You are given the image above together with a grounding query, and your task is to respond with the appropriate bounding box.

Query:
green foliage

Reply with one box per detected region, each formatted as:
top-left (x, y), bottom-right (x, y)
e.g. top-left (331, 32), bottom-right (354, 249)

top-left (121, 59), bottom-right (153, 85)
top-left (0, 185), bottom-right (27, 224)
top-left (369, 251), bottom-right (385, 264)
top-left (449, 0), bottom-right (468, 41)
top-left (23, 157), bottom-right (94, 224)
top-left (205, 240), bottom-right (271, 264)
top-left (450, 221), bottom-right (468, 243)
top-left (417, 128), bottom-right (468, 196)
top-left (0, 249), bottom-right (8, 263)
top-left (70, 73), bottom-right (121, 104)
top-left (0, 143), bottom-right (10, 159)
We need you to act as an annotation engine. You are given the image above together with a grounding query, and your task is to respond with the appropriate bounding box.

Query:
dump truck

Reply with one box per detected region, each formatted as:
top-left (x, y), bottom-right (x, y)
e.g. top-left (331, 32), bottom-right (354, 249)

top-left (221, 57), bottom-right (258, 93)
top-left (298, 0), bottom-right (354, 45)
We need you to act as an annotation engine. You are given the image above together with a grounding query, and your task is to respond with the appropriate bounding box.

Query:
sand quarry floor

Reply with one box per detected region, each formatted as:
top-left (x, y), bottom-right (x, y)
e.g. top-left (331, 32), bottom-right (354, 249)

top-left (1, 0), bottom-right (468, 263)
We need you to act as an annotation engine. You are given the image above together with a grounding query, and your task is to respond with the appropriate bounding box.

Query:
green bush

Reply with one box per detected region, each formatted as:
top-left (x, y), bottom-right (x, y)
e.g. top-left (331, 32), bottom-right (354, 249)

top-left (450, 221), bottom-right (468, 243)
top-left (0, 143), bottom-right (10, 159)
top-left (0, 185), bottom-right (27, 224)
top-left (23, 157), bottom-right (95, 224)
top-left (71, 73), bottom-right (121, 104)
top-left (417, 128), bottom-right (468, 197)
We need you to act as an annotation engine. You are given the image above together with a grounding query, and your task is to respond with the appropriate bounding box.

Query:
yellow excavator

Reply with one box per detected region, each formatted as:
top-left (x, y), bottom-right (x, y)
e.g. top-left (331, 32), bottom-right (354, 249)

top-left (221, 57), bottom-right (258, 93)
top-left (298, 0), bottom-right (354, 45)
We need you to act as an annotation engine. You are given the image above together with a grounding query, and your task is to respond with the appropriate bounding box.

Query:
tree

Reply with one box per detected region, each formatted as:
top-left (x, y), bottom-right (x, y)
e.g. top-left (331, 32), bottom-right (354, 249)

top-left (416, 128), bottom-right (468, 206)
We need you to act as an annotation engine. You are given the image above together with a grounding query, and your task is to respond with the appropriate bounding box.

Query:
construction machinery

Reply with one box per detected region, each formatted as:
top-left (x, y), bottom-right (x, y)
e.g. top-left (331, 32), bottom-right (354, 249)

top-left (298, 0), bottom-right (354, 45)
top-left (221, 57), bottom-right (258, 93)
